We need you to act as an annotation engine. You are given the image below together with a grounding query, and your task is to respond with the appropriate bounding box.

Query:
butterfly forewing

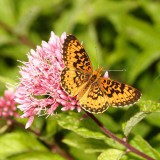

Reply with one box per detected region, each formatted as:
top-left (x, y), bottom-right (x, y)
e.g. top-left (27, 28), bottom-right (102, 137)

top-left (62, 35), bottom-right (93, 74)
top-left (61, 67), bottom-right (90, 97)
top-left (61, 35), bottom-right (93, 97)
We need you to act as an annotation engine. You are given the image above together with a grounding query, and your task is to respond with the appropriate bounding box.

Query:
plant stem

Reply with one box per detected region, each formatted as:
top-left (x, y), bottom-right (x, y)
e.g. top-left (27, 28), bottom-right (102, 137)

top-left (6, 117), bottom-right (41, 136)
top-left (4, 117), bottom-right (75, 160)
top-left (0, 21), bottom-right (35, 48)
top-left (50, 142), bottom-right (75, 160)
top-left (85, 111), bottom-right (155, 160)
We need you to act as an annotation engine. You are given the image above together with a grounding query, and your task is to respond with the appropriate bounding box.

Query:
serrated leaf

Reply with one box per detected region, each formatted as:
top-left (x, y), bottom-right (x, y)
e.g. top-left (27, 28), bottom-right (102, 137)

top-left (97, 149), bottom-right (124, 160)
top-left (129, 135), bottom-right (160, 160)
top-left (0, 131), bottom-right (47, 158)
top-left (2, 151), bottom-right (66, 160)
top-left (123, 112), bottom-right (148, 137)
top-left (122, 101), bottom-right (160, 137)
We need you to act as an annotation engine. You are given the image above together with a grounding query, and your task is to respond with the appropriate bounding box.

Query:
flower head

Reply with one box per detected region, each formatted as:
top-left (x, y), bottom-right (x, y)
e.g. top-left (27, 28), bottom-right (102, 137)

top-left (0, 88), bottom-right (19, 118)
top-left (15, 32), bottom-right (81, 128)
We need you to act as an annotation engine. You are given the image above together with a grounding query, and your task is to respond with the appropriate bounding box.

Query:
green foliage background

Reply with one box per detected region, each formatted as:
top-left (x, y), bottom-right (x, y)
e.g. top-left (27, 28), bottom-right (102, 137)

top-left (0, 0), bottom-right (160, 160)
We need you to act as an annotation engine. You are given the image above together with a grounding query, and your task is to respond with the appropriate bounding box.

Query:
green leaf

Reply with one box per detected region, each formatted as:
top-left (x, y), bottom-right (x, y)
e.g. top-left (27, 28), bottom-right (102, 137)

top-left (131, 121), bottom-right (151, 138)
top-left (97, 149), bottom-right (124, 160)
top-left (45, 117), bottom-right (58, 137)
top-left (129, 135), bottom-right (160, 160)
top-left (146, 112), bottom-right (160, 127)
top-left (0, 119), bottom-right (9, 134)
top-left (122, 101), bottom-right (160, 137)
top-left (0, 0), bottom-right (16, 27)
top-left (69, 147), bottom-right (97, 160)
top-left (13, 7), bottom-right (41, 36)
top-left (138, 100), bottom-right (160, 112)
top-left (54, 0), bottom-right (91, 35)
top-left (0, 44), bottom-right (29, 61)
top-left (92, 1), bottom-right (137, 17)
top-left (122, 110), bottom-right (148, 137)
top-left (150, 133), bottom-right (160, 152)
top-left (108, 13), bottom-right (160, 84)
top-left (121, 15), bottom-right (160, 84)
top-left (63, 132), bottom-right (109, 153)
top-left (103, 135), bottom-right (125, 151)
top-left (95, 112), bottom-right (121, 133)
top-left (141, 2), bottom-right (160, 31)
top-left (125, 15), bottom-right (160, 49)
top-left (0, 28), bottom-right (16, 46)
top-left (56, 111), bottom-right (106, 139)
top-left (128, 47), bottom-right (160, 84)
top-left (104, 35), bottom-right (128, 68)
top-left (56, 111), bottom-right (124, 150)
top-left (0, 131), bottom-right (47, 158)
top-left (14, 0), bottom-right (63, 35)
top-left (2, 151), bottom-right (66, 160)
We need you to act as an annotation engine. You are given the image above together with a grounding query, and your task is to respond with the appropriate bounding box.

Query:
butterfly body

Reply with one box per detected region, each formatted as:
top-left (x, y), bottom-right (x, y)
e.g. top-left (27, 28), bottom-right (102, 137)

top-left (60, 35), bottom-right (141, 113)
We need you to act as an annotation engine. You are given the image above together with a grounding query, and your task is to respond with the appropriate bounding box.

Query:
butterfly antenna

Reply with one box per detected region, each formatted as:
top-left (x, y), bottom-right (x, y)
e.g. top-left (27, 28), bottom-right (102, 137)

top-left (106, 69), bottom-right (126, 72)
top-left (96, 46), bottom-right (99, 68)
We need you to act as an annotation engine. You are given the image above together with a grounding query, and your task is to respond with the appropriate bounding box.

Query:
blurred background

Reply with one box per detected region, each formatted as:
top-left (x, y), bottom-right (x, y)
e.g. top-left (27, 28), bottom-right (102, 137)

top-left (0, 0), bottom-right (160, 159)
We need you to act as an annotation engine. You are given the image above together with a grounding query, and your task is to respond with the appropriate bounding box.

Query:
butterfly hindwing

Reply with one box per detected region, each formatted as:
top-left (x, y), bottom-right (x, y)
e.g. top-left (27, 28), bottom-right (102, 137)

top-left (98, 77), bottom-right (141, 107)
top-left (78, 81), bottom-right (109, 113)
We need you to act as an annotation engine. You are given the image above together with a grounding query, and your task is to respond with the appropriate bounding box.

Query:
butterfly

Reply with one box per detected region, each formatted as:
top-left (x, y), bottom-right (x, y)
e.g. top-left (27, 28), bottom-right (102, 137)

top-left (60, 35), bottom-right (141, 113)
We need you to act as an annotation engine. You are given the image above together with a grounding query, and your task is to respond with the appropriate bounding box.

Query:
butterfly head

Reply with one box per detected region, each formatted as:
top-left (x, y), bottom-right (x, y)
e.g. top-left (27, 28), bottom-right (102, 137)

top-left (93, 66), bottom-right (104, 77)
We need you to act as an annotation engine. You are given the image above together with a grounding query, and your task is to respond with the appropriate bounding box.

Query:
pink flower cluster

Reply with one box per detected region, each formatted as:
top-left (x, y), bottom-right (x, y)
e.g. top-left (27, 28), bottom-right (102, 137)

top-left (0, 89), bottom-right (19, 118)
top-left (15, 32), bottom-right (81, 128)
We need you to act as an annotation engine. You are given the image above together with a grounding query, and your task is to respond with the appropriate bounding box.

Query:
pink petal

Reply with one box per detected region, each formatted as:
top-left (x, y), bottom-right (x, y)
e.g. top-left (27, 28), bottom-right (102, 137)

top-left (25, 116), bottom-right (34, 129)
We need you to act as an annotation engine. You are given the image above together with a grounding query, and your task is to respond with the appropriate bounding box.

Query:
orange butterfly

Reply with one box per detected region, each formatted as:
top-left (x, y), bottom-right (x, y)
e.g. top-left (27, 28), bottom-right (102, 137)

top-left (60, 35), bottom-right (141, 113)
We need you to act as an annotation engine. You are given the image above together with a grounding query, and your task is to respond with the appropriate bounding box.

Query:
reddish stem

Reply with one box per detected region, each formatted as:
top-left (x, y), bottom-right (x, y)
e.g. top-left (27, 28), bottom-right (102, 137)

top-left (0, 21), bottom-right (35, 48)
top-left (85, 111), bottom-right (155, 160)
top-left (6, 117), bottom-right (41, 136)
